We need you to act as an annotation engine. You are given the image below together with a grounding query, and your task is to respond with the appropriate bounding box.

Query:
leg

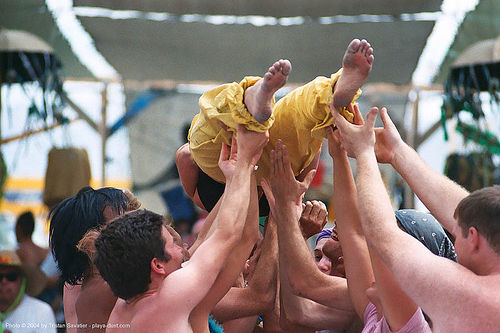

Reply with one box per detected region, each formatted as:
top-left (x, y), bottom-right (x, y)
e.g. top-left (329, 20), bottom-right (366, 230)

top-left (189, 60), bottom-right (291, 184)
top-left (244, 59), bottom-right (291, 123)
top-left (259, 39), bottom-right (374, 180)
top-left (175, 143), bottom-right (205, 210)
top-left (332, 39), bottom-right (373, 109)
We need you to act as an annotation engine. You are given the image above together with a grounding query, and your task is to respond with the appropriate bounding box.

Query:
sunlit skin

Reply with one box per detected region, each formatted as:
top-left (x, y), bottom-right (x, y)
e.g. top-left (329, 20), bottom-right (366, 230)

top-left (165, 225), bottom-right (190, 262)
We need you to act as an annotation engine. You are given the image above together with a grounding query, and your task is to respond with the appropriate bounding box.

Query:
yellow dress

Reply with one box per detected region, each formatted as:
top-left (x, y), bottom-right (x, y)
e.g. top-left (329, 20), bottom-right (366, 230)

top-left (188, 69), bottom-right (360, 183)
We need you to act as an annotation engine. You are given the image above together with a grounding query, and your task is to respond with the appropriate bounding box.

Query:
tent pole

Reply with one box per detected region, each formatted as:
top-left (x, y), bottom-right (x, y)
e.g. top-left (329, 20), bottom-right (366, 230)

top-left (100, 83), bottom-right (108, 187)
top-left (405, 89), bottom-right (420, 209)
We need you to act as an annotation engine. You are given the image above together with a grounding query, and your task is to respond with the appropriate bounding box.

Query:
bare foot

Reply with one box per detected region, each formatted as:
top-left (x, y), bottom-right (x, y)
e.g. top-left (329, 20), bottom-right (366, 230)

top-left (332, 39), bottom-right (374, 110)
top-left (244, 59), bottom-right (291, 123)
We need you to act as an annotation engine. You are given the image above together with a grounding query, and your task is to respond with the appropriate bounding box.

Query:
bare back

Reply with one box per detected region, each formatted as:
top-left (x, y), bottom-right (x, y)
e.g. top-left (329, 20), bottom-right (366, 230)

top-left (74, 275), bottom-right (117, 332)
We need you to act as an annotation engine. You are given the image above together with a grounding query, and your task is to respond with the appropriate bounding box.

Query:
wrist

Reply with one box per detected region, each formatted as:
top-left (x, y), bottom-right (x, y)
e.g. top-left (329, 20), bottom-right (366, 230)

top-left (357, 149), bottom-right (377, 163)
top-left (391, 142), bottom-right (411, 170)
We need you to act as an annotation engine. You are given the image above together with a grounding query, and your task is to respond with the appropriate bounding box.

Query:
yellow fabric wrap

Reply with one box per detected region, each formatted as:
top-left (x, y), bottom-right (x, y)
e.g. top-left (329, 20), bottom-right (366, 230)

top-left (189, 69), bottom-right (360, 183)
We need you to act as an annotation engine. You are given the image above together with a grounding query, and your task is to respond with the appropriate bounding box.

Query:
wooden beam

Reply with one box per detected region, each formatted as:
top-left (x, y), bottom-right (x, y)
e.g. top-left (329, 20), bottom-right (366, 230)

top-left (416, 119), bottom-right (442, 149)
top-left (0, 119), bottom-right (78, 145)
top-left (100, 84), bottom-right (108, 187)
top-left (61, 92), bottom-right (99, 133)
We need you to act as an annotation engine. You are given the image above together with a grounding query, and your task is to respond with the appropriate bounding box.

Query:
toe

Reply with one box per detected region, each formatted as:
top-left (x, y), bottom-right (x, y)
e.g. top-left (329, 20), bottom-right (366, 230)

top-left (348, 39), bottom-right (361, 52)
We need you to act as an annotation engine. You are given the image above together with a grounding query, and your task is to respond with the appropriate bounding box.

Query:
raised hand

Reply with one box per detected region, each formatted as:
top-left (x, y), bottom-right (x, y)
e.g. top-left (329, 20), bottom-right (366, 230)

top-left (332, 106), bottom-right (378, 158)
top-left (260, 140), bottom-right (316, 217)
top-left (235, 125), bottom-right (269, 167)
top-left (299, 201), bottom-right (328, 239)
top-left (218, 135), bottom-right (238, 181)
top-left (374, 107), bottom-right (405, 164)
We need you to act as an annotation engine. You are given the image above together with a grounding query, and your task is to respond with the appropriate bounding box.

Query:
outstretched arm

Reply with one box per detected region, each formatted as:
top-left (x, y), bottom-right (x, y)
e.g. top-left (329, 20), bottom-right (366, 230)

top-left (329, 106), bottom-right (421, 330)
top-left (333, 107), bottom-right (493, 332)
top-left (190, 171), bottom-right (260, 331)
top-left (373, 108), bottom-right (468, 235)
top-left (164, 126), bottom-right (268, 312)
top-left (326, 123), bottom-right (373, 320)
top-left (212, 215), bottom-right (278, 322)
top-left (261, 141), bottom-right (352, 310)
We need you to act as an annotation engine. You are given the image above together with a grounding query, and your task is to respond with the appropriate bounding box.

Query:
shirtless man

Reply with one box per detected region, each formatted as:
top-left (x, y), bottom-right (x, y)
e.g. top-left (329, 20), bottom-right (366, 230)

top-left (15, 211), bottom-right (49, 268)
top-left (93, 123), bottom-right (268, 332)
top-left (332, 105), bottom-right (500, 332)
top-left (177, 38), bottom-right (374, 213)
top-left (48, 187), bottom-right (139, 332)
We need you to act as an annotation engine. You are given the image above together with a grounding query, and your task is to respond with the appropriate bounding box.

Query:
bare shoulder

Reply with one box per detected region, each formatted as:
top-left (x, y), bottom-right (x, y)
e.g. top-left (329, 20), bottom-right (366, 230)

top-left (120, 296), bottom-right (190, 333)
top-left (432, 273), bottom-right (500, 332)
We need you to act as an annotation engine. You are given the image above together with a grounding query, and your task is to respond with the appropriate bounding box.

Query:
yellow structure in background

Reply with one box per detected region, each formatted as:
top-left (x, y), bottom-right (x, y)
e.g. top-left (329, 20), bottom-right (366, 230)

top-left (1, 177), bottom-right (131, 218)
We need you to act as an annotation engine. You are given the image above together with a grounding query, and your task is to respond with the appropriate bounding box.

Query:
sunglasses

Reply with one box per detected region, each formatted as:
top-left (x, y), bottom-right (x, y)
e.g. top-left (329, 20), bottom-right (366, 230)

top-left (0, 272), bottom-right (19, 282)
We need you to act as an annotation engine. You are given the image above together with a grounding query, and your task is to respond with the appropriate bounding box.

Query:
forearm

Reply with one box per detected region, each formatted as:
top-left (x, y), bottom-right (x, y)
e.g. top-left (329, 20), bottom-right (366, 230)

top-left (392, 143), bottom-right (468, 234)
top-left (247, 216), bottom-right (278, 304)
top-left (356, 151), bottom-right (404, 263)
top-left (222, 316), bottom-right (259, 333)
top-left (275, 203), bottom-right (351, 310)
top-left (212, 211), bottom-right (277, 322)
top-left (189, 194), bottom-right (224, 255)
top-left (280, 264), bottom-right (354, 330)
top-left (194, 175), bottom-right (260, 318)
top-left (275, 202), bottom-right (324, 292)
top-left (215, 162), bottom-right (254, 233)
top-left (368, 251), bottom-right (418, 331)
top-left (332, 149), bottom-right (373, 319)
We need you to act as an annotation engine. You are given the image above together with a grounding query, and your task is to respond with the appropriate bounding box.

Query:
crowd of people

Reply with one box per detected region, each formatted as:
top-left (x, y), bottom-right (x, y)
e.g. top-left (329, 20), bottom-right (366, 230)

top-left (1, 38), bottom-right (499, 333)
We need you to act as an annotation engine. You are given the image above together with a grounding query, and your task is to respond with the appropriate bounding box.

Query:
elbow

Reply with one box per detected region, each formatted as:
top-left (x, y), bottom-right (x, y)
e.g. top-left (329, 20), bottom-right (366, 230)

top-left (175, 143), bottom-right (198, 197)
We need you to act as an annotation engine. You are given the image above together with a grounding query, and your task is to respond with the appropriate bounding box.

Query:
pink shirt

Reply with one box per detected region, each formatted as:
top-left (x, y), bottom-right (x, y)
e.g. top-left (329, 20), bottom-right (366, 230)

top-left (361, 302), bottom-right (432, 333)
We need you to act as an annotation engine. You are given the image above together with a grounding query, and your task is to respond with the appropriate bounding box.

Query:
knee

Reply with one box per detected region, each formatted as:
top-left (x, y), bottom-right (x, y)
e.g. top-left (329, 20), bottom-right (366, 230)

top-left (175, 143), bottom-right (193, 167)
top-left (175, 143), bottom-right (199, 197)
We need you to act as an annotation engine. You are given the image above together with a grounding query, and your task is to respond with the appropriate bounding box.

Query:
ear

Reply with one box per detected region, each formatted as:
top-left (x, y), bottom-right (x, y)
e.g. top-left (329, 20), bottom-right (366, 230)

top-left (468, 227), bottom-right (480, 252)
top-left (151, 257), bottom-right (167, 275)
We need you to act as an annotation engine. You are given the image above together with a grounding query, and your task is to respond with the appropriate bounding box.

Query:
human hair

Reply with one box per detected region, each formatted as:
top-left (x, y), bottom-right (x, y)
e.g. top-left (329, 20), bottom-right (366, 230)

top-left (16, 211), bottom-right (35, 238)
top-left (48, 186), bottom-right (129, 285)
top-left (94, 209), bottom-right (171, 300)
top-left (455, 185), bottom-right (500, 253)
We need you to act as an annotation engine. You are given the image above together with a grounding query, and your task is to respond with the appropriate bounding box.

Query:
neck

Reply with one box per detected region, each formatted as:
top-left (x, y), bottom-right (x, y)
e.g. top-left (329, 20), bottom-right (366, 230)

top-left (17, 239), bottom-right (33, 245)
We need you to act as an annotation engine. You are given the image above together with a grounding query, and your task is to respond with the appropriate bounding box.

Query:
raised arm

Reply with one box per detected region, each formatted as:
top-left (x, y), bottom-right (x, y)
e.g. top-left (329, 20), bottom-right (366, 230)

top-left (373, 108), bottom-right (469, 235)
top-left (326, 124), bottom-right (373, 320)
top-left (164, 126), bottom-right (268, 310)
top-left (212, 214), bottom-right (278, 322)
top-left (189, 170), bottom-right (260, 331)
top-left (333, 107), bottom-right (494, 332)
top-left (261, 141), bottom-right (352, 310)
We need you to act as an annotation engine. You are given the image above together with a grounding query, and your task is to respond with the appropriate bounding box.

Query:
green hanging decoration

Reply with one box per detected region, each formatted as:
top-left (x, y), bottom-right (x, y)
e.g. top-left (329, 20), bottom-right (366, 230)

top-left (442, 37), bottom-right (500, 158)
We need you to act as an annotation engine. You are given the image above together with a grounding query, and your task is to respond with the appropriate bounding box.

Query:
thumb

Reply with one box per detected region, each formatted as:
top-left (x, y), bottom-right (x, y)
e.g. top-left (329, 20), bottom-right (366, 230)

top-left (300, 169), bottom-right (316, 192)
top-left (219, 142), bottom-right (228, 164)
top-left (333, 110), bottom-right (350, 132)
top-left (365, 107), bottom-right (379, 129)
top-left (380, 107), bottom-right (395, 130)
